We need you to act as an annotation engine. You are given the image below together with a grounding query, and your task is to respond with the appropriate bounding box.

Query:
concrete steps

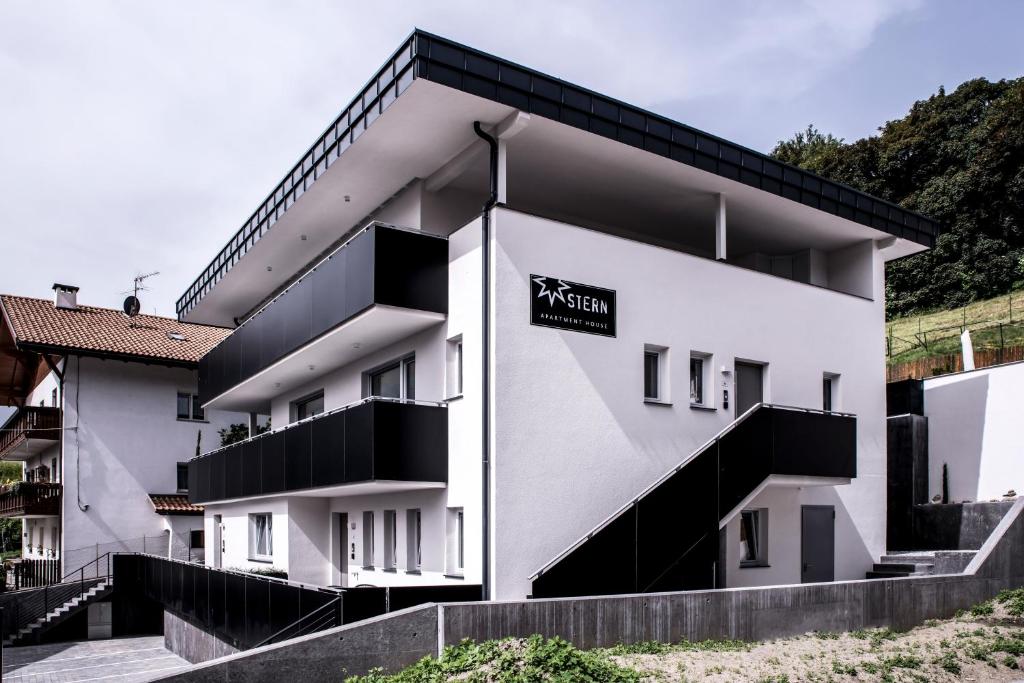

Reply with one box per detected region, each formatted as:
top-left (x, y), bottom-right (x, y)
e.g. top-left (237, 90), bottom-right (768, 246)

top-left (867, 552), bottom-right (935, 579)
top-left (2, 580), bottom-right (113, 647)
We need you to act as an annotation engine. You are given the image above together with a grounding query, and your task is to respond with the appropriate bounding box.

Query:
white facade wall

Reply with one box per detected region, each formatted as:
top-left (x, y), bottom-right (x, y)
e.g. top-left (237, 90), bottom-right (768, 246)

top-left (489, 208), bottom-right (889, 598)
top-left (924, 361), bottom-right (1024, 503)
top-left (58, 356), bottom-right (242, 572)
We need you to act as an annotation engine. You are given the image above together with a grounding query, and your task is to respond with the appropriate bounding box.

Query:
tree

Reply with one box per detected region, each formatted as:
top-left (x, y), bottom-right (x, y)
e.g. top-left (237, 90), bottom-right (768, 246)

top-left (772, 78), bottom-right (1024, 317)
top-left (0, 461), bottom-right (22, 556)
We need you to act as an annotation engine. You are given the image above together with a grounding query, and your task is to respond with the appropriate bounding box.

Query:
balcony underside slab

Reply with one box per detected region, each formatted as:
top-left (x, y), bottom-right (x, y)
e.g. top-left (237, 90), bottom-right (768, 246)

top-left (200, 479), bottom-right (445, 507)
top-left (204, 304), bottom-right (445, 413)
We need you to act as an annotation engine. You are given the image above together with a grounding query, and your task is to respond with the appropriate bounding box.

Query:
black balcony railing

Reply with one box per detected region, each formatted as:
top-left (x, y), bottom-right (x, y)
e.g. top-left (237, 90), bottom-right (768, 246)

top-left (197, 224), bottom-right (448, 405)
top-left (0, 407), bottom-right (61, 458)
top-left (530, 404), bottom-right (856, 598)
top-left (188, 398), bottom-right (447, 504)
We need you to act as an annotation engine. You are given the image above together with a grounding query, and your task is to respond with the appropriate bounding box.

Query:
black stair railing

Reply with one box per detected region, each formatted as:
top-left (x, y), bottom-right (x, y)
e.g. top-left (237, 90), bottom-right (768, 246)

top-left (1, 553), bottom-right (113, 643)
top-left (530, 404), bottom-right (856, 598)
top-left (253, 597), bottom-right (342, 647)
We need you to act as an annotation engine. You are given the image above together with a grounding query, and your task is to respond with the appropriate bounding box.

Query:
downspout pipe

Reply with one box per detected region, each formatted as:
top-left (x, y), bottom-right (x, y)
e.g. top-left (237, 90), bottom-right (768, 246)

top-left (473, 121), bottom-right (498, 601)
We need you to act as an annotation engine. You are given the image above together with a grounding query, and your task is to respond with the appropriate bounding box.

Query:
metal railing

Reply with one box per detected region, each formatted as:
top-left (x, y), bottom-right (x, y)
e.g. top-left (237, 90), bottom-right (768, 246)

top-left (253, 597), bottom-right (342, 648)
top-left (0, 407), bottom-right (61, 457)
top-left (0, 553), bottom-right (112, 642)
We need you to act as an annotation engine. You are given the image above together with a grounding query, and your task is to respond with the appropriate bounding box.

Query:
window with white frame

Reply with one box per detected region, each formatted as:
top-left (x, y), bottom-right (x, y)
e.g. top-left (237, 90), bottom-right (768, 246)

top-left (361, 511), bottom-right (375, 568)
top-left (643, 345), bottom-right (669, 403)
top-left (446, 337), bottom-right (464, 399)
top-left (739, 509), bottom-right (768, 567)
top-left (294, 391), bottom-right (324, 421)
top-left (248, 513), bottom-right (273, 561)
top-left (365, 355), bottom-right (415, 400)
top-left (446, 507), bottom-right (464, 575)
top-left (406, 509), bottom-right (422, 572)
top-left (383, 510), bottom-right (397, 570)
top-left (690, 352), bottom-right (712, 407)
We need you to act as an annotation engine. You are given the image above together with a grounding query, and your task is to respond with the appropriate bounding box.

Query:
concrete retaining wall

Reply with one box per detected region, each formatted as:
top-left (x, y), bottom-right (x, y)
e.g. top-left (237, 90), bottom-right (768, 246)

top-left (164, 611), bottom-right (239, 664)
top-left (155, 499), bottom-right (1024, 681)
top-left (156, 605), bottom-right (437, 682)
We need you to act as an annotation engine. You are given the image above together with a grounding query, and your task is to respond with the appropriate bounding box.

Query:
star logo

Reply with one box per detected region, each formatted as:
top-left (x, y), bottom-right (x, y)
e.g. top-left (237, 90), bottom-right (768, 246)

top-left (532, 276), bottom-right (571, 306)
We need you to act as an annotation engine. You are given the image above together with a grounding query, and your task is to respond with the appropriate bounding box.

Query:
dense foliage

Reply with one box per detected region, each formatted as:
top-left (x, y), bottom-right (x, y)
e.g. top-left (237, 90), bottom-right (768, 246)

top-left (771, 77), bottom-right (1024, 317)
top-left (0, 461), bottom-right (21, 557)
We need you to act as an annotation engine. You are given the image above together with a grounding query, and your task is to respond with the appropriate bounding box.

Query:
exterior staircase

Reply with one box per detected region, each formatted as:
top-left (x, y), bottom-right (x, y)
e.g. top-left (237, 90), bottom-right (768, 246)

top-left (2, 578), bottom-right (113, 647)
top-left (867, 550), bottom-right (978, 578)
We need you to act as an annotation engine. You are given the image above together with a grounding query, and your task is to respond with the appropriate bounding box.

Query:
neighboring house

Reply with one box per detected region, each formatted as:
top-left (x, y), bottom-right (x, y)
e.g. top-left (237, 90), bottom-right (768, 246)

top-left (0, 285), bottom-right (244, 574)
top-left (181, 31), bottom-right (937, 599)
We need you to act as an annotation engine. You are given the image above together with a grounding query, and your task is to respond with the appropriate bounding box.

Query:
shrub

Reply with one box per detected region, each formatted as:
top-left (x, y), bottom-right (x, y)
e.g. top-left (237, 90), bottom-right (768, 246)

top-left (936, 651), bottom-right (960, 674)
top-left (346, 636), bottom-right (641, 683)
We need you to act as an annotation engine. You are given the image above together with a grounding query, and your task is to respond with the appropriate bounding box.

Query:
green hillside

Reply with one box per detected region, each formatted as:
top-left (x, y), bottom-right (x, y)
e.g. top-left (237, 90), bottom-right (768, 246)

top-left (772, 77), bottom-right (1024, 318)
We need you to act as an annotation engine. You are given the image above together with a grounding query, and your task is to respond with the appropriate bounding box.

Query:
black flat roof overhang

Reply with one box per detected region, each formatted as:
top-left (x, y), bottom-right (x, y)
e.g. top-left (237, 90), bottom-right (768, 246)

top-left (178, 30), bottom-right (937, 319)
top-left (412, 30), bottom-right (937, 248)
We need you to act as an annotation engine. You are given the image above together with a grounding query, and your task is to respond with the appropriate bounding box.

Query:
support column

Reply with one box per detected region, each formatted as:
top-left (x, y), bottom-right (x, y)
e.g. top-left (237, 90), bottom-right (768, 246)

top-left (715, 193), bottom-right (727, 261)
top-left (248, 412), bottom-right (259, 438)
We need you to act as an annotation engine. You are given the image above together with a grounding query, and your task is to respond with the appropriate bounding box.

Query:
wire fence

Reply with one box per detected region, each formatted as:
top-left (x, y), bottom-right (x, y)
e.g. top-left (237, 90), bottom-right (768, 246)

top-left (4, 532), bottom-right (204, 585)
top-left (886, 290), bottom-right (1023, 367)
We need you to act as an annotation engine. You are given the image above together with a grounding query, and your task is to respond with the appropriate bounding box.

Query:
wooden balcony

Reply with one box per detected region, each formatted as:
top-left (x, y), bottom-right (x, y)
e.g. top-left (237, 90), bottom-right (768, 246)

top-left (0, 482), bottom-right (62, 518)
top-left (0, 406), bottom-right (61, 460)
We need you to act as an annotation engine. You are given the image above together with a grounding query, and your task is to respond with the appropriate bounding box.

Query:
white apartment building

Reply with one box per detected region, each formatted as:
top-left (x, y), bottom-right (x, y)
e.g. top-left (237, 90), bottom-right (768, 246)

top-left (181, 31), bottom-right (938, 600)
top-left (0, 286), bottom-right (243, 574)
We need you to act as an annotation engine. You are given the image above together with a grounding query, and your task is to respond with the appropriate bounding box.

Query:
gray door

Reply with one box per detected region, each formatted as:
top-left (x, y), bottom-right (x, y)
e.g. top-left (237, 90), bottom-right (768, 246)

top-left (735, 362), bottom-right (764, 416)
top-left (801, 505), bottom-right (835, 583)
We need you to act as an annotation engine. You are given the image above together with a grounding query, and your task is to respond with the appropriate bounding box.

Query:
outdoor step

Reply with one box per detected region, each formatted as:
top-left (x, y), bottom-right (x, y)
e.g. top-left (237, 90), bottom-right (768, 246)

top-left (873, 563), bottom-right (923, 573)
top-left (881, 552), bottom-right (936, 563)
top-left (867, 570), bottom-right (914, 578)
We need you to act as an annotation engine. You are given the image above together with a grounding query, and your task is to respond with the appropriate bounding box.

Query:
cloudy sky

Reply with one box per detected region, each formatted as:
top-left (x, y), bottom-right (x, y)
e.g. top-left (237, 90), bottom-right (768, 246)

top-left (1, 0), bottom-right (1022, 318)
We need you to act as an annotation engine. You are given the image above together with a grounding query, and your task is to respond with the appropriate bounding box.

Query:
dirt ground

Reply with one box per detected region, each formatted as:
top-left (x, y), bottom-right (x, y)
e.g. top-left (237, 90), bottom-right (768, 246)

top-left (611, 602), bottom-right (1024, 682)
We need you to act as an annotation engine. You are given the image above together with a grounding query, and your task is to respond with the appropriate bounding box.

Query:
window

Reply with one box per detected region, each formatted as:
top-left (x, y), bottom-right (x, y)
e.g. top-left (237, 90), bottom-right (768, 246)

top-left (248, 513), bottom-right (273, 561)
top-left (295, 392), bottom-right (325, 421)
top-left (190, 529), bottom-right (205, 550)
top-left (690, 352), bottom-right (713, 407)
top-left (823, 373), bottom-right (839, 412)
top-left (177, 393), bottom-right (204, 421)
top-left (644, 352), bottom-right (659, 400)
top-left (446, 507), bottom-right (465, 575)
top-left (177, 463), bottom-right (189, 492)
top-left (457, 509), bottom-right (464, 570)
top-left (366, 355), bottom-right (415, 400)
top-left (176, 392), bottom-right (190, 419)
top-left (643, 345), bottom-right (669, 403)
top-left (383, 510), bottom-right (397, 570)
top-left (406, 509), bottom-right (422, 571)
top-left (447, 337), bottom-right (464, 398)
top-left (362, 511), bottom-right (375, 568)
top-left (740, 509), bottom-right (768, 567)
top-left (51, 457), bottom-right (58, 483)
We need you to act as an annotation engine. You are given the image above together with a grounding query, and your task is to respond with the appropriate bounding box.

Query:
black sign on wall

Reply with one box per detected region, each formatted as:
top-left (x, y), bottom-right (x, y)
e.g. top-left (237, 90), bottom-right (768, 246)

top-left (530, 274), bottom-right (616, 337)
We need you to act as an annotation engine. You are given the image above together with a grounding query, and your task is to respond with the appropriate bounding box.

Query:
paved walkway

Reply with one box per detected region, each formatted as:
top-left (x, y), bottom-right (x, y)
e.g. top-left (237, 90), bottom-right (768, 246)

top-left (2, 637), bottom-right (190, 682)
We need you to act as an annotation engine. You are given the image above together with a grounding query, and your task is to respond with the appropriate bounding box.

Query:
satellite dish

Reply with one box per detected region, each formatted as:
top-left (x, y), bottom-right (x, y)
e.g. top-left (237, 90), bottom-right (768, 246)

top-left (123, 295), bottom-right (141, 317)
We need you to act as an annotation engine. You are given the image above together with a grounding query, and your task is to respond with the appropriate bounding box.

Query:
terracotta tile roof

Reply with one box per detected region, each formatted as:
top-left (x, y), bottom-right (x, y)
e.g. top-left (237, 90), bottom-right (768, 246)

top-left (0, 295), bottom-right (230, 365)
top-left (149, 493), bottom-right (203, 515)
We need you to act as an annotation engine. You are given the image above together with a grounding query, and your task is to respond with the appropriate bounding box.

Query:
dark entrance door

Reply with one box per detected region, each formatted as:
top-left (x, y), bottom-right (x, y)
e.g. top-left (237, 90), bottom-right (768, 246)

top-left (735, 361), bottom-right (764, 416)
top-left (801, 505), bottom-right (835, 583)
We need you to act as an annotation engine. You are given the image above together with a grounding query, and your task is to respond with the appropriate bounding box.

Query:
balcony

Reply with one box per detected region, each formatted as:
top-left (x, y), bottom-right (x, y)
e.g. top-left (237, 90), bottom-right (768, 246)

top-left (198, 224), bottom-right (448, 412)
top-left (188, 398), bottom-right (447, 504)
top-left (0, 483), bottom-right (62, 518)
top-left (0, 407), bottom-right (61, 460)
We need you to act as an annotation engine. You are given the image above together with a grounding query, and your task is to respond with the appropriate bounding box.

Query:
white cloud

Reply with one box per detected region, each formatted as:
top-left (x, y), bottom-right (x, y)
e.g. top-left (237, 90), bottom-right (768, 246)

top-left (0, 0), bottom-right (923, 315)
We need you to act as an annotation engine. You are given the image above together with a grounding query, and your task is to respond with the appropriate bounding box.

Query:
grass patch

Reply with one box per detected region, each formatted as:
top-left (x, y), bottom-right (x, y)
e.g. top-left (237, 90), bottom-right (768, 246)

top-left (997, 588), bottom-right (1024, 617)
top-left (936, 651), bottom-right (961, 674)
top-left (346, 636), bottom-right (641, 683)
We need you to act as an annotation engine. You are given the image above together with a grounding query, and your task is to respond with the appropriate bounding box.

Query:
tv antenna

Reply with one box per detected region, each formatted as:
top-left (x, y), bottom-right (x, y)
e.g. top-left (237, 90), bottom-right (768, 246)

top-left (123, 271), bottom-right (159, 326)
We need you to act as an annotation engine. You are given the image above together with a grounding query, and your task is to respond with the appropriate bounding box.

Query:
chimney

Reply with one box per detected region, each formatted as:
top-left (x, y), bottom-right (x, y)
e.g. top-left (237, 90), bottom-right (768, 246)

top-left (52, 283), bottom-right (79, 310)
